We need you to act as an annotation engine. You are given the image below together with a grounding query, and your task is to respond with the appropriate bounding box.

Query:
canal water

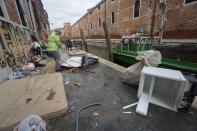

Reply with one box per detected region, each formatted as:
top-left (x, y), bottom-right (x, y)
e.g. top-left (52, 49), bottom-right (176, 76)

top-left (86, 41), bottom-right (132, 67)
top-left (73, 41), bottom-right (110, 59)
top-left (74, 40), bottom-right (132, 67)
top-left (87, 43), bottom-right (109, 60)
top-left (86, 40), bottom-right (121, 60)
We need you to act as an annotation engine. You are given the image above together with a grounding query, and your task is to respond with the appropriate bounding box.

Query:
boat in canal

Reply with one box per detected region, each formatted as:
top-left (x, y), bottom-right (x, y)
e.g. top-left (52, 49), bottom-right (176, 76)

top-left (113, 35), bottom-right (197, 74)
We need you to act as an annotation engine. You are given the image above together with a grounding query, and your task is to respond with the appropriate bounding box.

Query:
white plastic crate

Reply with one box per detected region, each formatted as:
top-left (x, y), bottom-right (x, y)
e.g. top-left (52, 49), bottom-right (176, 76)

top-left (136, 67), bottom-right (189, 115)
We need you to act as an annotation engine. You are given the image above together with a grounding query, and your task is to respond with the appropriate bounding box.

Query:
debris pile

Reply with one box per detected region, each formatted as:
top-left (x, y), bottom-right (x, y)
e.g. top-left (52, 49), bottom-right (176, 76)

top-left (121, 50), bottom-right (161, 85)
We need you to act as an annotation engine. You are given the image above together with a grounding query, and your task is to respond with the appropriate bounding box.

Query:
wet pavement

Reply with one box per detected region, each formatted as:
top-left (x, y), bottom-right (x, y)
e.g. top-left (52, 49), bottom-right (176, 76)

top-left (50, 59), bottom-right (197, 131)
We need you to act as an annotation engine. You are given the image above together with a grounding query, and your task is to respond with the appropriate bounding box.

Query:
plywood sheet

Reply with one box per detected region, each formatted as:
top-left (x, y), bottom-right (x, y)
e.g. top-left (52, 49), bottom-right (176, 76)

top-left (0, 73), bottom-right (68, 130)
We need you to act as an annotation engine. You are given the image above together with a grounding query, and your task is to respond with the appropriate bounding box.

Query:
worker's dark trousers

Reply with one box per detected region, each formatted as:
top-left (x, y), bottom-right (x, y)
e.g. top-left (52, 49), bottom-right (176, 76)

top-left (47, 51), bottom-right (61, 71)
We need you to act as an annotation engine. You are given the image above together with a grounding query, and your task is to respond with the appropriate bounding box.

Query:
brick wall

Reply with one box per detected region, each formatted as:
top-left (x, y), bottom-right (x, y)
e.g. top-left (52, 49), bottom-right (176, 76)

top-left (31, 0), bottom-right (50, 42)
top-left (0, 0), bottom-right (49, 82)
top-left (3, 0), bottom-right (49, 41)
top-left (162, 0), bottom-right (197, 39)
top-left (72, 0), bottom-right (155, 39)
top-left (4, 0), bottom-right (21, 24)
top-left (71, 0), bottom-right (197, 40)
top-left (60, 22), bottom-right (71, 39)
top-left (21, 0), bottom-right (34, 30)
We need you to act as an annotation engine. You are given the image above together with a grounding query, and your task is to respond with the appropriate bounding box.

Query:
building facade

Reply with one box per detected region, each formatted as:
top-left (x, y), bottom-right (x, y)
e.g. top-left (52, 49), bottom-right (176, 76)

top-left (60, 22), bottom-right (71, 39)
top-left (71, 0), bottom-right (197, 41)
top-left (0, 0), bottom-right (49, 82)
top-left (1, 0), bottom-right (50, 41)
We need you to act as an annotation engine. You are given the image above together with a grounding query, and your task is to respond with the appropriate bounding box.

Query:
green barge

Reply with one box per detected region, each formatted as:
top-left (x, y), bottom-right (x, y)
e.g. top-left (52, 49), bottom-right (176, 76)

top-left (112, 36), bottom-right (197, 74)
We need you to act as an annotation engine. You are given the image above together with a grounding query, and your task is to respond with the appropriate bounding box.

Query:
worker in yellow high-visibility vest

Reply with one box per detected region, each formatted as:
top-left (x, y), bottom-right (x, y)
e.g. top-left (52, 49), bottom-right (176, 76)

top-left (47, 29), bottom-right (62, 71)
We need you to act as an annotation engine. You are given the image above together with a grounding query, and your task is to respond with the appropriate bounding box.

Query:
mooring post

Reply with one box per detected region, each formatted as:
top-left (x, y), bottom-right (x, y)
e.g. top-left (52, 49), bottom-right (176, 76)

top-left (103, 21), bottom-right (113, 61)
top-left (80, 29), bottom-right (88, 52)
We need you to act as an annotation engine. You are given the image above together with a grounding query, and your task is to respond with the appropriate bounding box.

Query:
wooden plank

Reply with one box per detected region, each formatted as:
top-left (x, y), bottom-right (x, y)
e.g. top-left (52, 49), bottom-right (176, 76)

top-left (80, 29), bottom-right (88, 52)
top-left (0, 73), bottom-right (68, 130)
top-left (103, 21), bottom-right (113, 61)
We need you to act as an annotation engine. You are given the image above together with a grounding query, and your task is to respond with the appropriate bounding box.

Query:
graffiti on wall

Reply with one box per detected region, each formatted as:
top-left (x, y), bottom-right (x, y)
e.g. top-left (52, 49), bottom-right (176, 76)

top-left (0, 20), bottom-right (33, 68)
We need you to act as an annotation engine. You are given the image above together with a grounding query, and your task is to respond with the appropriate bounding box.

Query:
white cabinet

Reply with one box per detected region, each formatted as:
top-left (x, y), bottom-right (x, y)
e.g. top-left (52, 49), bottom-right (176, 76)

top-left (136, 67), bottom-right (189, 116)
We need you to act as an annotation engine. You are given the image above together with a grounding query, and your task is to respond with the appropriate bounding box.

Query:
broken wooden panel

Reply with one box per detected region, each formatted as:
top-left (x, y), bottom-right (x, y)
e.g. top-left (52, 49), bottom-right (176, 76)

top-left (0, 73), bottom-right (68, 130)
top-left (0, 20), bottom-right (32, 68)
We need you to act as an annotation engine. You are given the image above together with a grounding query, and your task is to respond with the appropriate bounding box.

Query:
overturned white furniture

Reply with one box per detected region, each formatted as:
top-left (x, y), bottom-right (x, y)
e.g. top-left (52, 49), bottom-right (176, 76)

top-left (136, 67), bottom-right (189, 116)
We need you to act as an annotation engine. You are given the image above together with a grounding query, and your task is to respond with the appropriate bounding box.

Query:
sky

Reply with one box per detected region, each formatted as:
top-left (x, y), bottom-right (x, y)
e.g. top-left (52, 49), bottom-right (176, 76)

top-left (42, 0), bottom-right (101, 29)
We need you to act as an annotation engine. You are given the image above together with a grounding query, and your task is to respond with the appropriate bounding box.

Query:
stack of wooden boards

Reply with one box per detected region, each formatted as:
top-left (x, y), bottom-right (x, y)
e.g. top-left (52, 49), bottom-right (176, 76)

top-left (0, 73), bottom-right (68, 130)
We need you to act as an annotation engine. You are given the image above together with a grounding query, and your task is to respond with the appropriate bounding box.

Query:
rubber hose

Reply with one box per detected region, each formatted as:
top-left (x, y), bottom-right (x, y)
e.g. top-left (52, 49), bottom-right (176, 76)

top-left (75, 103), bottom-right (101, 131)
